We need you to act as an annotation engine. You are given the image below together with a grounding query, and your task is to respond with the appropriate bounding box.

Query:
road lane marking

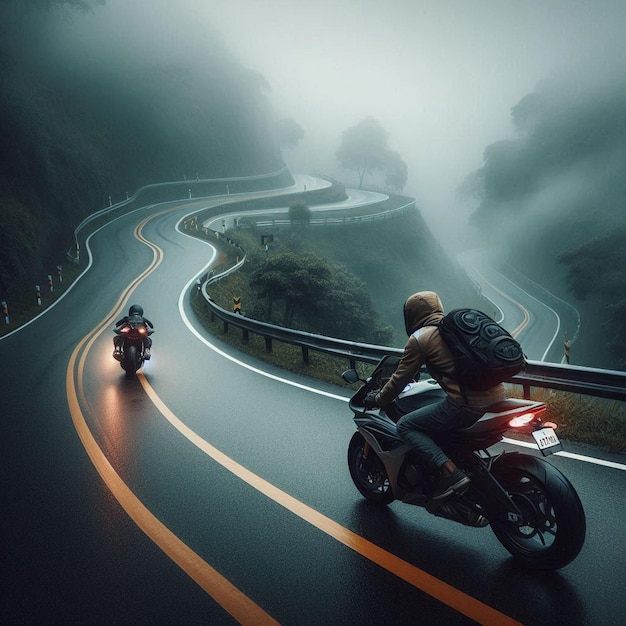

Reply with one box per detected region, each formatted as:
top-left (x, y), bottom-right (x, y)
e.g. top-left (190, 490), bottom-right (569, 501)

top-left (178, 235), bottom-right (626, 472)
top-left (70, 209), bottom-right (522, 624)
top-left (69, 200), bottom-right (619, 625)
top-left (502, 437), bottom-right (626, 470)
top-left (66, 213), bottom-right (280, 626)
top-left (138, 373), bottom-right (522, 626)
top-left (466, 262), bottom-right (530, 337)
top-left (67, 339), bottom-right (278, 625)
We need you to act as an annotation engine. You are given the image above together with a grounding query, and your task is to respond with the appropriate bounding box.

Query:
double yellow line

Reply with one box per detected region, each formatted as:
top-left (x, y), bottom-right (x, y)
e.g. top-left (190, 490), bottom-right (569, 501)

top-left (66, 212), bottom-right (521, 625)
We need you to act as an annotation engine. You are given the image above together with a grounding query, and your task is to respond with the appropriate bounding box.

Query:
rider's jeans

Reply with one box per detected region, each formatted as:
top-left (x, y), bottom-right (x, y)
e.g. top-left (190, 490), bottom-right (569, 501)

top-left (396, 397), bottom-right (482, 469)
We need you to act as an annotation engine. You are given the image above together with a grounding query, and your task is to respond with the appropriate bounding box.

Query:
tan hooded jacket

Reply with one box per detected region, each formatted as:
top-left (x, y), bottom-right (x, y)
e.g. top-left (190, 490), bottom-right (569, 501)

top-left (375, 291), bottom-right (505, 408)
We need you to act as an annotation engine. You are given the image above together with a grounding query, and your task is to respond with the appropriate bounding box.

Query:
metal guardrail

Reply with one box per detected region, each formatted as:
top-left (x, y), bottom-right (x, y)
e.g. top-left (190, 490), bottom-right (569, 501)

top-left (66, 167), bottom-right (293, 263)
top-left (200, 287), bottom-right (626, 403)
top-left (250, 200), bottom-right (416, 229)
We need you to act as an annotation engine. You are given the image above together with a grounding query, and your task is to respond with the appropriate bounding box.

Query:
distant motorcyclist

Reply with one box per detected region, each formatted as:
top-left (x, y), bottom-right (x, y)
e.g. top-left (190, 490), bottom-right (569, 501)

top-left (113, 304), bottom-right (154, 360)
top-left (365, 291), bottom-right (506, 501)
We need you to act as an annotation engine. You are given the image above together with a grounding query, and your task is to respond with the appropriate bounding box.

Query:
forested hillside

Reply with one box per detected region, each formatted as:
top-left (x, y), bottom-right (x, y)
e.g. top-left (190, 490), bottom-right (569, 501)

top-left (0, 0), bottom-right (484, 350)
top-left (465, 70), bottom-right (626, 369)
top-left (0, 0), bottom-right (283, 295)
top-left (211, 208), bottom-right (485, 346)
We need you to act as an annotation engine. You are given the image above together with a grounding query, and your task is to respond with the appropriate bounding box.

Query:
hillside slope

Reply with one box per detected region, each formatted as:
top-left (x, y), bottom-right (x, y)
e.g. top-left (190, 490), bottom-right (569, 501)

top-left (298, 210), bottom-right (484, 344)
top-left (0, 1), bottom-right (283, 295)
top-left (211, 205), bottom-right (484, 347)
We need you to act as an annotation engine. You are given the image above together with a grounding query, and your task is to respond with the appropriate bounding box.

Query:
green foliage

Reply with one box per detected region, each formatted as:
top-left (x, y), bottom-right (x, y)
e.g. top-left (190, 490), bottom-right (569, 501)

top-left (312, 265), bottom-right (393, 344)
top-left (0, 0), bottom-right (284, 294)
top-left (216, 202), bottom-right (483, 345)
top-left (560, 227), bottom-right (626, 300)
top-left (511, 387), bottom-right (626, 453)
top-left (288, 201), bottom-right (311, 226)
top-left (210, 220), bottom-right (395, 343)
top-left (250, 252), bottom-right (331, 327)
top-left (299, 210), bottom-right (486, 342)
top-left (559, 227), bottom-right (626, 367)
top-left (384, 150), bottom-right (408, 191)
top-left (336, 117), bottom-right (408, 190)
top-left (0, 197), bottom-right (45, 293)
top-left (462, 71), bottom-right (626, 369)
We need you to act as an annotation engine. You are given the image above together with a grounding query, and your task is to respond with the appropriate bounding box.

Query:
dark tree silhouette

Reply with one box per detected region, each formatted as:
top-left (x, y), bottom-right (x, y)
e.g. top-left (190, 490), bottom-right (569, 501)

top-left (336, 117), bottom-right (407, 190)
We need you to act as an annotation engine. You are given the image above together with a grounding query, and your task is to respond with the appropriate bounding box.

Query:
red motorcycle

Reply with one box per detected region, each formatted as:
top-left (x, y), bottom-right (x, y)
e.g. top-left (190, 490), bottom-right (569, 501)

top-left (113, 320), bottom-right (153, 376)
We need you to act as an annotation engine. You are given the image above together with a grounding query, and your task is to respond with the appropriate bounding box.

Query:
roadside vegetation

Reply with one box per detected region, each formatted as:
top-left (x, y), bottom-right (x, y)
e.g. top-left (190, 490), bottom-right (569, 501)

top-left (191, 213), bottom-right (626, 454)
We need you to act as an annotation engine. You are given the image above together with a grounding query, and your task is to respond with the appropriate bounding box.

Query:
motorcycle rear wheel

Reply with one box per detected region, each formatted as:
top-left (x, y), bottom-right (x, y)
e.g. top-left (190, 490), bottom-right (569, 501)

top-left (348, 432), bottom-right (394, 505)
top-left (122, 344), bottom-right (139, 377)
top-left (490, 453), bottom-right (586, 570)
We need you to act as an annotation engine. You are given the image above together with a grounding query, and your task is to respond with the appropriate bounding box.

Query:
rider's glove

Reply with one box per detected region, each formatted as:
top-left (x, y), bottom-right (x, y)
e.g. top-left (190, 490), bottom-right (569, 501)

top-left (364, 391), bottom-right (379, 410)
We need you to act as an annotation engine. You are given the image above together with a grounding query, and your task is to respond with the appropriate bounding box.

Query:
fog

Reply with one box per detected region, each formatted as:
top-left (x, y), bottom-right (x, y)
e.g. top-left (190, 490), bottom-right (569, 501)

top-left (48, 0), bottom-right (626, 247)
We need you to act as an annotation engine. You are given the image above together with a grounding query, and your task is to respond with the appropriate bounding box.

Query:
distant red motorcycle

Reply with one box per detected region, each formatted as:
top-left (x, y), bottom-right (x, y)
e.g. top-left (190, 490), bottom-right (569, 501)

top-left (113, 304), bottom-right (154, 377)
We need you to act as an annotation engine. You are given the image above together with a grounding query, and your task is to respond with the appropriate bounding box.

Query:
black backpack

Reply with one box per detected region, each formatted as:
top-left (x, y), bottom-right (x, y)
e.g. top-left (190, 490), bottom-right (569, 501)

top-left (433, 308), bottom-right (526, 392)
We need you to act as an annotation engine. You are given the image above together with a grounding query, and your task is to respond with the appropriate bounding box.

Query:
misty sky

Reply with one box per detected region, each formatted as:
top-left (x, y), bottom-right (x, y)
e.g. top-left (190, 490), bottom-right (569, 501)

top-left (79, 0), bottom-right (626, 244)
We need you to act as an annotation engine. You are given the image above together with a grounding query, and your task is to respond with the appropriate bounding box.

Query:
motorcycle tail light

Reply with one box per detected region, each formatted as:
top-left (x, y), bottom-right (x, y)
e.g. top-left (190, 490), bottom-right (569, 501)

top-left (138, 327), bottom-right (147, 334)
top-left (508, 405), bottom-right (547, 428)
top-left (509, 413), bottom-right (536, 428)
top-left (121, 326), bottom-right (130, 333)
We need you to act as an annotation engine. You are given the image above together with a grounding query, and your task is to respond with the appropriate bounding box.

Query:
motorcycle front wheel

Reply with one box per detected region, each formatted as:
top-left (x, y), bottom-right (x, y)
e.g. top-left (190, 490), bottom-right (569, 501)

top-left (347, 432), bottom-right (394, 505)
top-left (489, 453), bottom-right (586, 570)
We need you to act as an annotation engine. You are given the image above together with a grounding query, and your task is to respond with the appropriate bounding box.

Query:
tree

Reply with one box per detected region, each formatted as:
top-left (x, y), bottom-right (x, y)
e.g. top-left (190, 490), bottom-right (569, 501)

top-left (288, 200), bottom-right (311, 227)
top-left (384, 150), bottom-right (408, 191)
top-left (336, 117), bottom-right (407, 190)
top-left (250, 253), bottom-right (332, 326)
top-left (313, 266), bottom-right (394, 344)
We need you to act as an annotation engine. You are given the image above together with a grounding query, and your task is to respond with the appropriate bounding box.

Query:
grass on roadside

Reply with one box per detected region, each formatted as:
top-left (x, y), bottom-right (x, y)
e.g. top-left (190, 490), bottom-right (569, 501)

top-left (5, 224), bottom-right (625, 454)
top-left (195, 266), bottom-right (626, 454)
top-left (191, 288), bottom-right (371, 387)
top-left (507, 386), bottom-right (626, 452)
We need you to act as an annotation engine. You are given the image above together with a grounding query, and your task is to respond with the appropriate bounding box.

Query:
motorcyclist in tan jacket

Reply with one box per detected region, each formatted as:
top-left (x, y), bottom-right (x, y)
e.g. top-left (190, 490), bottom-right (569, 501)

top-left (366, 291), bottom-right (505, 500)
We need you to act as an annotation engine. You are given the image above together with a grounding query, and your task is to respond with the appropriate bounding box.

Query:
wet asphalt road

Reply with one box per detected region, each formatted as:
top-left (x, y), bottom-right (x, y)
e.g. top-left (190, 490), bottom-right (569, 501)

top-left (1, 196), bottom-right (625, 625)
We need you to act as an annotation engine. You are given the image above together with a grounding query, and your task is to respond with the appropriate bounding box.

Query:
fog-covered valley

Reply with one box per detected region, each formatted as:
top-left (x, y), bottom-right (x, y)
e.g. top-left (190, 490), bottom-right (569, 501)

top-left (2, 0), bottom-right (626, 369)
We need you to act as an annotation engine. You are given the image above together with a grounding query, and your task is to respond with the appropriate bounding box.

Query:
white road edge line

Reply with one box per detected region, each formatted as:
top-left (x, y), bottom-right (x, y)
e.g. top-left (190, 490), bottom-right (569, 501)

top-left (176, 219), bottom-right (626, 473)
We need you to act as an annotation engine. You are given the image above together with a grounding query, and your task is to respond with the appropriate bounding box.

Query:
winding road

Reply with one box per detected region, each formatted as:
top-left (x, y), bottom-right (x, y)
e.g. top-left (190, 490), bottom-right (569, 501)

top-left (2, 182), bottom-right (625, 625)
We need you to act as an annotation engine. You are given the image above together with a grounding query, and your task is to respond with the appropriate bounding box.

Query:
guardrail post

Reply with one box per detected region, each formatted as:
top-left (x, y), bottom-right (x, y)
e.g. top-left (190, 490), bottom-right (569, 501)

top-left (223, 320), bottom-right (228, 333)
top-left (265, 336), bottom-right (272, 353)
top-left (349, 357), bottom-right (356, 369)
top-left (523, 384), bottom-right (531, 400)
top-left (302, 346), bottom-right (309, 365)
top-left (242, 328), bottom-right (249, 343)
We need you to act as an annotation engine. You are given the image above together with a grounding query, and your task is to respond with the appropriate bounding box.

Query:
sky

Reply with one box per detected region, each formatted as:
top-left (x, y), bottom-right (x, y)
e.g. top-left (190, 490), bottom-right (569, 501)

top-left (84, 0), bottom-right (626, 245)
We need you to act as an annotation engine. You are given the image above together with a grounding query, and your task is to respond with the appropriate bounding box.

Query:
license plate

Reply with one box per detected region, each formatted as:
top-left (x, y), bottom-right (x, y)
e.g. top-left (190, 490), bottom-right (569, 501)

top-left (532, 427), bottom-right (562, 456)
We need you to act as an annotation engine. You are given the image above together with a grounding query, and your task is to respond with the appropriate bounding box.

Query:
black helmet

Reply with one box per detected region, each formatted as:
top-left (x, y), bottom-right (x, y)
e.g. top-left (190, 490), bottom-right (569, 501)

top-left (128, 304), bottom-right (144, 317)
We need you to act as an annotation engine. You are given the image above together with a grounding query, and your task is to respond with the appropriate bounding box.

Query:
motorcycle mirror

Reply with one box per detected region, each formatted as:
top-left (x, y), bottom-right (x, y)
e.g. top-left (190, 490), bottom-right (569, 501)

top-left (342, 369), bottom-right (360, 384)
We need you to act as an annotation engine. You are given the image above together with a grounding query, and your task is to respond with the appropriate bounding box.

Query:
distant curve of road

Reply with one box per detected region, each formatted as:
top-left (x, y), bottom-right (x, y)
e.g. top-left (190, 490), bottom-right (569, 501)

top-left (1, 179), bottom-right (625, 625)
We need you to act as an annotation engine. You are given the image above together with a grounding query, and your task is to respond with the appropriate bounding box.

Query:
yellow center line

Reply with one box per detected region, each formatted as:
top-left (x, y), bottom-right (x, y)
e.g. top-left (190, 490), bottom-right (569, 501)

top-left (67, 338), bottom-right (278, 625)
top-left (470, 264), bottom-right (530, 337)
top-left (139, 373), bottom-right (523, 626)
top-left (68, 208), bottom-right (522, 625)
